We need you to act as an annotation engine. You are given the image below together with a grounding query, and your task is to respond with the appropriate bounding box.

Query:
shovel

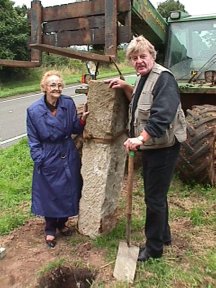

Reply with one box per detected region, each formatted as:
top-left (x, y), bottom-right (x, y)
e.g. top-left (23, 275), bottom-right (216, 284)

top-left (113, 151), bottom-right (139, 283)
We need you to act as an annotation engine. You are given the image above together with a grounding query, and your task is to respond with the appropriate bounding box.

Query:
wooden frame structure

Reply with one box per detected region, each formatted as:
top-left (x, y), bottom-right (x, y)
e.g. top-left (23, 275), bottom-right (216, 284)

top-left (0, 0), bottom-right (132, 68)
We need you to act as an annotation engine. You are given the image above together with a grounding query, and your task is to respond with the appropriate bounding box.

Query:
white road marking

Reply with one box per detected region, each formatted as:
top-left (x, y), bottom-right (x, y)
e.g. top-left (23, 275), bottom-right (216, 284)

top-left (0, 133), bottom-right (27, 145)
top-left (0, 87), bottom-right (87, 146)
top-left (0, 84), bottom-right (86, 103)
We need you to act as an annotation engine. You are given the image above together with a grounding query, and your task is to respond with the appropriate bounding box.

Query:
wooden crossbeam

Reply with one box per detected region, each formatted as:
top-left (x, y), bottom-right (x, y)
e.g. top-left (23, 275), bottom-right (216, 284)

top-left (30, 44), bottom-right (113, 62)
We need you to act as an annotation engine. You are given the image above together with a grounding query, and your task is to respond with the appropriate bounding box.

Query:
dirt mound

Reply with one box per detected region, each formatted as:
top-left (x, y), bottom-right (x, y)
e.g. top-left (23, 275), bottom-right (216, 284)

top-left (37, 266), bottom-right (96, 288)
top-left (0, 217), bottom-right (113, 288)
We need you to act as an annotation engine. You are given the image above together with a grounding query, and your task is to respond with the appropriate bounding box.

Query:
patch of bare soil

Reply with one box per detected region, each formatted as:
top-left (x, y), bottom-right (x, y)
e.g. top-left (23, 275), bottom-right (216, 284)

top-left (0, 218), bottom-right (114, 288)
top-left (37, 266), bottom-right (96, 288)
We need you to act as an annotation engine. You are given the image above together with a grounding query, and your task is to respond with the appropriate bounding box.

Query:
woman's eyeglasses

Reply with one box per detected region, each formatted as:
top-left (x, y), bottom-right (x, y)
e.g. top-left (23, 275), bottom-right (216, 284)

top-left (47, 83), bottom-right (63, 88)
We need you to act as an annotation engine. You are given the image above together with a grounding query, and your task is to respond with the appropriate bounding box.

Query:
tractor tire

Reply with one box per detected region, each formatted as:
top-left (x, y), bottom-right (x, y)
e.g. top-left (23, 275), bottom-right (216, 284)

top-left (177, 104), bottom-right (216, 186)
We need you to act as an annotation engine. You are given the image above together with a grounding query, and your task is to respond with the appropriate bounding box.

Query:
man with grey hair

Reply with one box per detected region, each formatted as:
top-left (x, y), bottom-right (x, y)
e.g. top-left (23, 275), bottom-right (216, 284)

top-left (106, 35), bottom-right (186, 262)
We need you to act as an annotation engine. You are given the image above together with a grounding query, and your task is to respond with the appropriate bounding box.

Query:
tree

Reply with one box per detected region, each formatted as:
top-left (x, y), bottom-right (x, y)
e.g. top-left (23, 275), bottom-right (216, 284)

top-left (0, 0), bottom-right (29, 61)
top-left (157, 0), bottom-right (186, 19)
top-left (0, 0), bottom-right (30, 81)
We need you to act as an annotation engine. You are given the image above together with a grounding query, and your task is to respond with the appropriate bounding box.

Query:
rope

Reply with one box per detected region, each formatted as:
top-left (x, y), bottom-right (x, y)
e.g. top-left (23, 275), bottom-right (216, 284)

top-left (83, 129), bottom-right (127, 144)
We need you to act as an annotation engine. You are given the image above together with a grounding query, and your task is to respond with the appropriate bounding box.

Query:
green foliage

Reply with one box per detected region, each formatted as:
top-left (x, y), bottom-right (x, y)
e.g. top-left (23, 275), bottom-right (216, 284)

top-left (42, 54), bottom-right (71, 68)
top-left (0, 0), bottom-right (30, 80)
top-left (93, 219), bottom-right (126, 248)
top-left (0, 64), bottom-right (134, 98)
top-left (37, 258), bottom-right (66, 277)
top-left (0, 136), bottom-right (216, 286)
top-left (157, 0), bottom-right (186, 18)
top-left (135, 255), bottom-right (211, 287)
top-left (205, 251), bottom-right (216, 278)
top-left (0, 138), bottom-right (33, 234)
top-left (116, 49), bottom-right (127, 63)
top-left (0, 212), bottom-right (29, 235)
top-left (42, 53), bottom-right (86, 75)
top-left (0, 0), bottom-right (29, 60)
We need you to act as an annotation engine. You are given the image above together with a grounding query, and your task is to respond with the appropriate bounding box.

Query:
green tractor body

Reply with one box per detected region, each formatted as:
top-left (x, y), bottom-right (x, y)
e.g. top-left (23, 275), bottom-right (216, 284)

top-left (164, 12), bottom-right (216, 185)
top-left (131, 3), bottom-right (216, 185)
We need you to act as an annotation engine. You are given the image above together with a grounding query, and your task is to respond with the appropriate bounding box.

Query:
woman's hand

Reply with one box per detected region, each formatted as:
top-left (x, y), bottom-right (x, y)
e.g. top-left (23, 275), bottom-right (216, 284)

top-left (81, 103), bottom-right (89, 121)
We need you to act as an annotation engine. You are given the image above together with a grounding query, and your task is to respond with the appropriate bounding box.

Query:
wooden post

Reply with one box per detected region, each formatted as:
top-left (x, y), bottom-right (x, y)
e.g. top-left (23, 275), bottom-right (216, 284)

top-left (30, 0), bottom-right (42, 64)
top-left (105, 0), bottom-right (117, 58)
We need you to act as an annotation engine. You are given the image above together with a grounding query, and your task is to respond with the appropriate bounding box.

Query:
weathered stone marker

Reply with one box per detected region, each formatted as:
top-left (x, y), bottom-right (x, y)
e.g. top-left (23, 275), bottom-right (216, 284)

top-left (78, 80), bottom-right (128, 238)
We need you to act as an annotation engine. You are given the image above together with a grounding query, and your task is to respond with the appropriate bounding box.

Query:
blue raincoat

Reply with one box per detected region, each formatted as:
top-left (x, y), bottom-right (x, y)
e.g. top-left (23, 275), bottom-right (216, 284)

top-left (27, 95), bottom-right (84, 218)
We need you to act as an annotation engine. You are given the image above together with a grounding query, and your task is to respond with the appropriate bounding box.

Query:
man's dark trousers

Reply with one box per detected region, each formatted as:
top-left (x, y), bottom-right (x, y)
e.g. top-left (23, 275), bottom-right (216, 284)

top-left (141, 141), bottom-right (180, 257)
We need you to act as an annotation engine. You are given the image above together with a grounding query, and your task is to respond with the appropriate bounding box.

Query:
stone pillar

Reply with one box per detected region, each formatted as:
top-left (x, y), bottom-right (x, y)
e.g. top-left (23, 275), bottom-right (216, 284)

top-left (78, 80), bottom-right (128, 238)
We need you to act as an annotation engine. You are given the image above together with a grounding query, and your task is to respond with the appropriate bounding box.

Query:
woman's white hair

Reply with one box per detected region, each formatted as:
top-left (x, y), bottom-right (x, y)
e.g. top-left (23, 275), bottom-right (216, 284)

top-left (40, 70), bottom-right (64, 92)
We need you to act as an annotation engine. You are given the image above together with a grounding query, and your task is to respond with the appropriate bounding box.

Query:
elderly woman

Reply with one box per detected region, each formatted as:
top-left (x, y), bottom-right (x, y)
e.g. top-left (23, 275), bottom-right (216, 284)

top-left (27, 70), bottom-right (89, 248)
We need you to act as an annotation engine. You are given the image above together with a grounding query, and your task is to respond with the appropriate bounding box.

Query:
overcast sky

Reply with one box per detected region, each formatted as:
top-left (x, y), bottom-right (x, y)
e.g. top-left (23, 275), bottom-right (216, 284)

top-left (13, 0), bottom-right (216, 16)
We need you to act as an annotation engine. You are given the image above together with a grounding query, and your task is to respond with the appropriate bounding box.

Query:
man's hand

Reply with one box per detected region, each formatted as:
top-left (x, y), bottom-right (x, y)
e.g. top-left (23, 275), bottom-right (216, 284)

top-left (104, 78), bottom-right (134, 101)
top-left (124, 137), bottom-right (143, 152)
top-left (104, 78), bottom-right (127, 89)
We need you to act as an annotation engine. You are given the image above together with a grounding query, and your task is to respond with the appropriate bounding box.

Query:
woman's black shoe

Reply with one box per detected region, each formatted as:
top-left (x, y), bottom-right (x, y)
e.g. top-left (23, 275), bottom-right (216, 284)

top-left (59, 226), bottom-right (73, 236)
top-left (45, 237), bottom-right (56, 248)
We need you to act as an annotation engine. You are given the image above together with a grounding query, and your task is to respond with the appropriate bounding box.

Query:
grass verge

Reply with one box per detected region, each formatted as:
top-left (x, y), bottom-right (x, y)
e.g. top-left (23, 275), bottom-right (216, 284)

top-left (0, 65), bottom-right (134, 99)
top-left (90, 172), bottom-right (216, 287)
top-left (0, 138), bottom-right (33, 234)
top-left (0, 140), bottom-right (215, 287)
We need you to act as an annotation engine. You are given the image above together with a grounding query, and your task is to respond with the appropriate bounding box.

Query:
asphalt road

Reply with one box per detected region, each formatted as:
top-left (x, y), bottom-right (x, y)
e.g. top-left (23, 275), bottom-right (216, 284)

top-left (0, 75), bottom-right (135, 148)
top-left (0, 84), bottom-right (87, 148)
